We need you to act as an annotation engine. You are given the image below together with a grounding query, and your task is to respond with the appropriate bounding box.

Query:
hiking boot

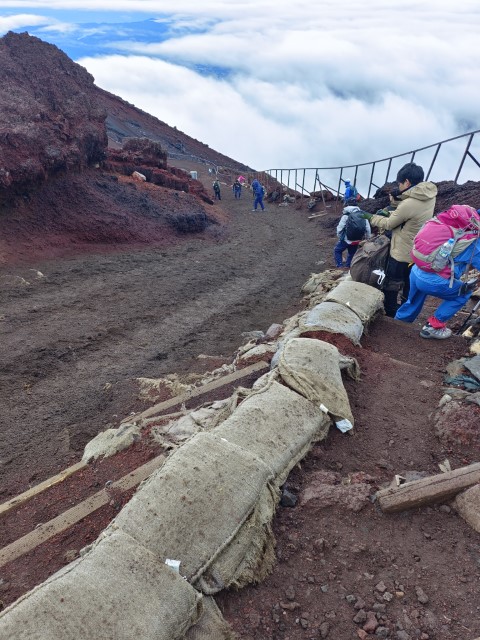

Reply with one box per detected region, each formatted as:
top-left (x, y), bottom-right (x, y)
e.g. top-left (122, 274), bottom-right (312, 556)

top-left (420, 324), bottom-right (452, 339)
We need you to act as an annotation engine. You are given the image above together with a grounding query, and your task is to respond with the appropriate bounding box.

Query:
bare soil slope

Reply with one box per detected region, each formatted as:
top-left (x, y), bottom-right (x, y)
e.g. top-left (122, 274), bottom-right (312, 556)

top-left (1, 29), bottom-right (480, 640)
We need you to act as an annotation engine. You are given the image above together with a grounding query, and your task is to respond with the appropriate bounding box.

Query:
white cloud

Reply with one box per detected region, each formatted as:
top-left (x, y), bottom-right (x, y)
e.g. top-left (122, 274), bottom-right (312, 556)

top-left (3, 0), bottom-right (480, 188)
top-left (0, 13), bottom-right (50, 31)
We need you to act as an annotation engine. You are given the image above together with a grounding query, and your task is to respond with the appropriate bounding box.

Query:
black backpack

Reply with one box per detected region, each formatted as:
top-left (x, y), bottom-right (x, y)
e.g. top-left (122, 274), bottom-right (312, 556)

top-left (345, 209), bottom-right (367, 242)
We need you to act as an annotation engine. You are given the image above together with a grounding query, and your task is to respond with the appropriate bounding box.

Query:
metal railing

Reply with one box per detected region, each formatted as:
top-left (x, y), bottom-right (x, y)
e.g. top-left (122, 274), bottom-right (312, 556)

top-left (264, 129), bottom-right (480, 202)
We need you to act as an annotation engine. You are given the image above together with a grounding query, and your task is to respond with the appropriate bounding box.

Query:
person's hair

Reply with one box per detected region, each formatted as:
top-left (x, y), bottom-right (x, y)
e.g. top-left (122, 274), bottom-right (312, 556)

top-left (396, 162), bottom-right (424, 186)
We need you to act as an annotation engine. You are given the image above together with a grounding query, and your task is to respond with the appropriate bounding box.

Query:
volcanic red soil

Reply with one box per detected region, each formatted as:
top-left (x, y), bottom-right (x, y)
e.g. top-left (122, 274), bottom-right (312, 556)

top-left (1, 158), bottom-right (480, 639)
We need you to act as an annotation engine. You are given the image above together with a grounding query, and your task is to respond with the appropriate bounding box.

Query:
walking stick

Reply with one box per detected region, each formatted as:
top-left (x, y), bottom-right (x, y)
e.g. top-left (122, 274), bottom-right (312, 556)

top-left (456, 297), bottom-right (480, 334)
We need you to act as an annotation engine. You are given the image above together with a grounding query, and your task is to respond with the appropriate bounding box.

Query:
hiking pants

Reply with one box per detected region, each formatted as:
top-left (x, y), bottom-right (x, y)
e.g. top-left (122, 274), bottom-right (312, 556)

top-left (253, 194), bottom-right (265, 210)
top-left (334, 239), bottom-right (358, 267)
top-left (395, 265), bottom-right (472, 323)
top-left (383, 257), bottom-right (411, 317)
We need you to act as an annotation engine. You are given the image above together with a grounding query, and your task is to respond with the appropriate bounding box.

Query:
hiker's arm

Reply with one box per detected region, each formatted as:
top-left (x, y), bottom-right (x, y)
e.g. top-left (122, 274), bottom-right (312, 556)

top-left (336, 215), bottom-right (347, 236)
top-left (365, 220), bottom-right (372, 238)
top-left (369, 202), bottom-right (412, 230)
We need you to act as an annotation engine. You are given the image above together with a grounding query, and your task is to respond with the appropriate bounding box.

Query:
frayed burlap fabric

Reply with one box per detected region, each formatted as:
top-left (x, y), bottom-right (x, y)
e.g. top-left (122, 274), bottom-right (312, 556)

top-left (113, 432), bottom-right (276, 594)
top-left (0, 530), bottom-right (202, 640)
top-left (324, 280), bottom-right (384, 324)
top-left (215, 379), bottom-right (330, 486)
top-left (299, 301), bottom-right (364, 344)
top-left (184, 597), bottom-right (236, 640)
top-left (277, 337), bottom-right (357, 425)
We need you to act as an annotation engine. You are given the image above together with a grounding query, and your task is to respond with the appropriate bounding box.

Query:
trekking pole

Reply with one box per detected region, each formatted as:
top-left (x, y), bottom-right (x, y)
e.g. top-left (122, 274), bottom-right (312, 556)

top-left (456, 297), bottom-right (480, 334)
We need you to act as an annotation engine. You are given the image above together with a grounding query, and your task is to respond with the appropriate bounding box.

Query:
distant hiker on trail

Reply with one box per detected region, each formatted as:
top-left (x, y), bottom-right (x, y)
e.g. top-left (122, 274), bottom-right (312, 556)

top-left (213, 180), bottom-right (221, 200)
top-left (233, 179), bottom-right (242, 199)
top-left (334, 205), bottom-right (372, 269)
top-left (395, 204), bottom-right (480, 339)
top-left (361, 162), bottom-right (437, 317)
top-left (251, 179), bottom-right (265, 212)
top-left (343, 179), bottom-right (358, 205)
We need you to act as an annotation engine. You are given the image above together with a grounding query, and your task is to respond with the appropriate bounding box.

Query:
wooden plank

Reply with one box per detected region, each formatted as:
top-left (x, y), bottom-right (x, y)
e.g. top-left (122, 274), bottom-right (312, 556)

top-left (376, 462), bottom-right (480, 513)
top-left (124, 360), bottom-right (270, 424)
top-left (0, 362), bottom-right (268, 519)
top-left (0, 454), bottom-right (165, 568)
top-left (0, 461), bottom-right (87, 519)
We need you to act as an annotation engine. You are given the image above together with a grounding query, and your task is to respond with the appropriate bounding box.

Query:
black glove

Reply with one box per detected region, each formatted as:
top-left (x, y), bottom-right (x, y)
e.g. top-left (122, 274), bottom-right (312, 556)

top-left (375, 208), bottom-right (390, 217)
top-left (459, 279), bottom-right (478, 295)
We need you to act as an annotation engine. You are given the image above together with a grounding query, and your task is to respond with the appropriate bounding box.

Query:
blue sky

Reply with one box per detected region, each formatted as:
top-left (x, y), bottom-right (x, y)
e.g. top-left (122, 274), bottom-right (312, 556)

top-left (1, 1), bottom-right (480, 185)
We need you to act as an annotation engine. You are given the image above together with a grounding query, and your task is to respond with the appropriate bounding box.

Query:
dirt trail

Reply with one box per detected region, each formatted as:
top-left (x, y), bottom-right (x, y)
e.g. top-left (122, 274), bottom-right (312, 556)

top-left (1, 166), bottom-right (479, 638)
top-left (0, 170), bottom-right (325, 498)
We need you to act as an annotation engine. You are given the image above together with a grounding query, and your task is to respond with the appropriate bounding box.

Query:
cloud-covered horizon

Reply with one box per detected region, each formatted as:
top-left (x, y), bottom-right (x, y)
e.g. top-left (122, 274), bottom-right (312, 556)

top-left (1, 1), bottom-right (480, 188)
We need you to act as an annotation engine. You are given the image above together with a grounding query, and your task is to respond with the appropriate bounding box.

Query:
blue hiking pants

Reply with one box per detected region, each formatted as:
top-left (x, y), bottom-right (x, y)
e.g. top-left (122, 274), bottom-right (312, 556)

top-left (395, 265), bottom-right (472, 323)
top-left (253, 193), bottom-right (265, 210)
top-left (333, 239), bottom-right (358, 267)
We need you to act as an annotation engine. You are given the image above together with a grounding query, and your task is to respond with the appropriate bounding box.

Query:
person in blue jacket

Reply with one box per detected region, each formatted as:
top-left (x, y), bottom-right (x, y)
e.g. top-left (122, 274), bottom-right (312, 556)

top-left (343, 179), bottom-right (358, 204)
top-left (395, 205), bottom-right (480, 339)
top-left (251, 179), bottom-right (265, 212)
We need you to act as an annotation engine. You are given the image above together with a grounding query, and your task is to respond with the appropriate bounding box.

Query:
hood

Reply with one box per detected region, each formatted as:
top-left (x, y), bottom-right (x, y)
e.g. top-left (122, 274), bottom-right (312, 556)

top-left (343, 206), bottom-right (361, 214)
top-left (437, 204), bottom-right (480, 230)
top-left (400, 181), bottom-right (437, 202)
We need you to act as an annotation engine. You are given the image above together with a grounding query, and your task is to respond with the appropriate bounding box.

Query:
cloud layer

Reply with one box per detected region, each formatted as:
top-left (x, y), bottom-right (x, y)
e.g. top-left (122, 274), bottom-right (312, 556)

top-left (2, 0), bottom-right (480, 189)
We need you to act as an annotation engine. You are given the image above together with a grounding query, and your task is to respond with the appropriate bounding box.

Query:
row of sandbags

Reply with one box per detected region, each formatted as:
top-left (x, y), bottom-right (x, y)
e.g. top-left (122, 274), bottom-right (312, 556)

top-left (0, 280), bottom-right (383, 640)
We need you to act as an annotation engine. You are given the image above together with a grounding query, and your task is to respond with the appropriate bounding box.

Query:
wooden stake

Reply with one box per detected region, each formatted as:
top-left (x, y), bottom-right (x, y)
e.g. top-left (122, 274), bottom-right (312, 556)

top-left (376, 462), bottom-right (480, 513)
top-left (124, 360), bottom-right (269, 424)
top-left (0, 461), bottom-right (87, 520)
top-left (0, 454), bottom-right (165, 568)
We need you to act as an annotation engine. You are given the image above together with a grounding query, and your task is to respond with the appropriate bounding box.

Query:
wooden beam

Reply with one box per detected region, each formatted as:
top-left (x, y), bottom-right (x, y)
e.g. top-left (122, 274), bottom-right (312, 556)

top-left (0, 361), bottom-right (269, 520)
top-left (376, 462), bottom-right (480, 513)
top-left (0, 454), bottom-right (165, 568)
top-left (124, 360), bottom-right (270, 424)
top-left (0, 461), bottom-right (87, 519)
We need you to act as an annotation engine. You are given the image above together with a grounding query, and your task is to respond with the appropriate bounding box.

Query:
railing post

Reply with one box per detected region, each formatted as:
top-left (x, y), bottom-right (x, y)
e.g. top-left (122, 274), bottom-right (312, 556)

top-left (385, 157), bottom-right (392, 185)
top-left (367, 162), bottom-right (376, 199)
top-left (454, 133), bottom-right (474, 184)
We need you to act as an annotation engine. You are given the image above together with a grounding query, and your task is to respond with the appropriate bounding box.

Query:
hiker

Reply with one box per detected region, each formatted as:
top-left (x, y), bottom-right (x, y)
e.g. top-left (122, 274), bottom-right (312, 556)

top-left (343, 179), bottom-right (358, 205)
top-left (361, 162), bottom-right (437, 317)
top-left (395, 204), bottom-right (480, 339)
top-left (232, 179), bottom-right (242, 199)
top-left (334, 205), bottom-right (372, 268)
top-left (213, 180), bottom-right (221, 200)
top-left (251, 179), bottom-right (265, 212)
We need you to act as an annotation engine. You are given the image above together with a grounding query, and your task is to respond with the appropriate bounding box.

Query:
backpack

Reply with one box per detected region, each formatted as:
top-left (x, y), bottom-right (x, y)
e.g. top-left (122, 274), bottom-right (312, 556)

top-left (345, 209), bottom-right (367, 242)
top-left (344, 185), bottom-right (358, 201)
top-left (213, 181), bottom-right (220, 193)
top-left (411, 206), bottom-right (479, 281)
top-left (350, 234), bottom-right (391, 288)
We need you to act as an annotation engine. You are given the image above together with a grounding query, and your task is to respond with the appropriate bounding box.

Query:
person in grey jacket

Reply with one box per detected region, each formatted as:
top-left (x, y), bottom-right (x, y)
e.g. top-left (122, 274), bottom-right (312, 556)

top-left (334, 206), bottom-right (372, 268)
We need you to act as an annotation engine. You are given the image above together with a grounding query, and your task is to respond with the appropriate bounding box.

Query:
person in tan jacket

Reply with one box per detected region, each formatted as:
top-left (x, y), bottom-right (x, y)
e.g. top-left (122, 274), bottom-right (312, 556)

top-left (362, 163), bottom-right (437, 316)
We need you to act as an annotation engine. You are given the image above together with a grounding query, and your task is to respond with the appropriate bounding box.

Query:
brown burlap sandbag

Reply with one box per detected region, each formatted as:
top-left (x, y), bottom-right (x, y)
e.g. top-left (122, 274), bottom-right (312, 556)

top-left (299, 301), bottom-right (364, 345)
top-left (214, 379), bottom-right (330, 486)
top-left (184, 596), bottom-right (236, 640)
top-left (324, 280), bottom-right (384, 323)
top-left (113, 432), bottom-right (276, 593)
top-left (277, 337), bottom-right (357, 425)
top-left (0, 530), bottom-right (202, 640)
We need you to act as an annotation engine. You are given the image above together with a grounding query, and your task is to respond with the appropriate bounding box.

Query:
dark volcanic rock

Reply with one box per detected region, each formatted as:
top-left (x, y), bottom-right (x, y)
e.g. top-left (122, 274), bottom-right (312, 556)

top-left (0, 31), bottom-right (107, 201)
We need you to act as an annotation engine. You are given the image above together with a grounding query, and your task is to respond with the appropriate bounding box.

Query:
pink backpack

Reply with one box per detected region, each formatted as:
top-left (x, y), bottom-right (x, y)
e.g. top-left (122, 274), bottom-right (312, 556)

top-left (411, 204), bottom-right (480, 280)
